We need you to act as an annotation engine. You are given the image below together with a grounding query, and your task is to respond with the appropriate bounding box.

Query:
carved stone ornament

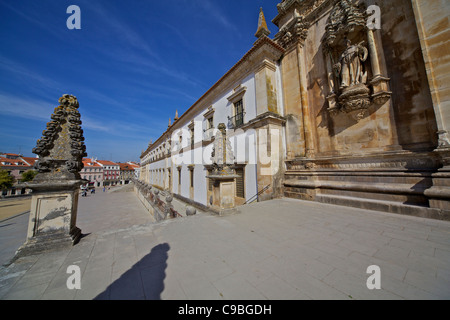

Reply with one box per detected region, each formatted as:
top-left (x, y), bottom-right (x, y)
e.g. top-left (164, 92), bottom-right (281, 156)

top-left (32, 94), bottom-right (87, 179)
top-left (324, 0), bottom-right (367, 48)
top-left (210, 123), bottom-right (236, 176)
top-left (276, 10), bottom-right (310, 48)
top-left (322, 0), bottom-right (391, 122)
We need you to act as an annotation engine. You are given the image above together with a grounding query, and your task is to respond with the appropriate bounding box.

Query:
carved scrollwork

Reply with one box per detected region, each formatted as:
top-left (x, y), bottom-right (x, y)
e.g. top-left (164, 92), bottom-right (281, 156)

top-left (277, 15), bottom-right (310, 48)
top-left (65, 159), bottom-right (80, 173)
top-left (59, 94), bottom-right (79, 109)
top-left (323, 0), bottom-right (391, 121)
top-left (33, 94), bottom-right (86, 175)
top-left (34, 159), bottom-right (51, 173)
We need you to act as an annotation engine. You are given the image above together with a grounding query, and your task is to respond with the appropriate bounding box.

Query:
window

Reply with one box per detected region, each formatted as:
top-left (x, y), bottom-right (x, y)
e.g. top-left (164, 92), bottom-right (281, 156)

top-left (190, 168), bottom-right (194, 188)
top-left (227, 85), bottom-right (246, 128)
top-left (233, 99), bottom-right (244, 127)
top-left (178, 167), bottom-right (181, 187)
top-left (207, 169), bottom-right (213, 191)
top-left (207, 116), bottom-right (214, 129)
top-left (235, 167), bottom-right (245, 198)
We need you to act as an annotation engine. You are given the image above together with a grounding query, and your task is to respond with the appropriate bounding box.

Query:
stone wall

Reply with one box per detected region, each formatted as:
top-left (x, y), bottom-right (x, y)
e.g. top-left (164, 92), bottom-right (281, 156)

top-left (274, 0), bottom-right (449, 219)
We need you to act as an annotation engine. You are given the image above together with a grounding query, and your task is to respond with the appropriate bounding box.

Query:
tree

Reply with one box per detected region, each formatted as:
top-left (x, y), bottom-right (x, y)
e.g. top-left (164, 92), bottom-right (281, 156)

top-left (21, 170), bottom-right (38, 183)
top-left (0, 169), bottom-right (15, 191)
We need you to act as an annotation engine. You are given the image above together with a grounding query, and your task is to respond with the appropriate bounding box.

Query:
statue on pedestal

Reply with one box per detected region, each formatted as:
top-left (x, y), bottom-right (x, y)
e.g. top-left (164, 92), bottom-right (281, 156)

top-left (207, 123), bottom-right (239, 214)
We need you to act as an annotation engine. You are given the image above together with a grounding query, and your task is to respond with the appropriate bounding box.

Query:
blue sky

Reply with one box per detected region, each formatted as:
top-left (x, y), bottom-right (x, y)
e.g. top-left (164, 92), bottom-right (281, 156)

top-left (0, 0), bottom-right (280, 162)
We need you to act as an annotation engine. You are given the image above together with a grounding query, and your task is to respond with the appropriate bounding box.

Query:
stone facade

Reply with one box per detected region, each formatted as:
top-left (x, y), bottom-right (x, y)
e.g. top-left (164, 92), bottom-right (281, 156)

top-left (140, 1), bottom-right (450, 220)
top-left (275, 0), bottom-right (449, 219)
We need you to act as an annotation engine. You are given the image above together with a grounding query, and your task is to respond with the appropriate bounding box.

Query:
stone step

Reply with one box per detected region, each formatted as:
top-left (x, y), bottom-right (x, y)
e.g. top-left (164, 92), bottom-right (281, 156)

top-left (315, 194), bottom-right (449, 220)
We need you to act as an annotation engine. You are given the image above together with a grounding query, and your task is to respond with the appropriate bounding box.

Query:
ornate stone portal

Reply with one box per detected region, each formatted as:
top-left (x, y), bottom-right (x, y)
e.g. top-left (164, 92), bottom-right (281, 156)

top-left (207, 123), bottom-right (239, 214)
top-left (15, 94), bottom-right (87, 258)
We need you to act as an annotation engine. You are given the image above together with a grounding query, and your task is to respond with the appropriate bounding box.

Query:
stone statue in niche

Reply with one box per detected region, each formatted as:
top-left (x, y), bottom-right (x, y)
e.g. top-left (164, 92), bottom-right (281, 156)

top-left (334, 39), bottom-right (368, 89)
top-left (333, 39), bottom-right (371, 120)
top-left (323, 0), bottom-right (391, 122)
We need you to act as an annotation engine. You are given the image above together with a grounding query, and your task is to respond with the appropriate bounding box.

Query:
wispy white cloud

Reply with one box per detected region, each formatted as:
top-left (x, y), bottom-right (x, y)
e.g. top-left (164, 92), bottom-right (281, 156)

top-left (197, 0), bottom-right (239, 33)
top-left (86, 1), bottom-right (162, 63)
top-left (0, 94), bottom-right (53, 122)
top-left (0, 55), bottom-right (62, 92)
top-left (0, 1), bottom-right (67, 42)
top-left (0, 93), bottom-right (110, 132)
top-left (0, 93), bottom-right (162, 140)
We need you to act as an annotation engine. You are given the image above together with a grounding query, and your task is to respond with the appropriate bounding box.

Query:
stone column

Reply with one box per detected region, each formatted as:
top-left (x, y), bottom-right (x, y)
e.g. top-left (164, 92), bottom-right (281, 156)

top-left (367, 28), bottom-right (392, 106)
top-left (255, 59), bottom-right (279, 115)
top-left (281, 46), bottom-right (307, 159)
top-left (297, 43), bottom-right (315, 158)
top-left (15, 94), bottom-right (87, 258)
top-left (411, 0), bottom-right (450, 148)
top-left (410, 0), bottom-right (450, 212)
top-left (255, 115), bottom-right (285, 201)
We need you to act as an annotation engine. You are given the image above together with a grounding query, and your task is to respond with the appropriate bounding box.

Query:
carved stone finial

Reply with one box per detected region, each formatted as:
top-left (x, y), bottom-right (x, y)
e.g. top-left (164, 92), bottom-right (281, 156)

top-left (15, 94), bottom-right (86, 258)
top-left (32, 94), bottom-right (87, 179)
top-left (255, 7), bottom-right (271, 38)
top-left (174, 110), bottom-right (179, 121)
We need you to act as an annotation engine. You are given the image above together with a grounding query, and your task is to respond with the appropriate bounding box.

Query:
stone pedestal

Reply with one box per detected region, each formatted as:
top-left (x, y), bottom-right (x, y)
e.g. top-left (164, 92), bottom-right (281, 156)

top-left (207, 122), bottom-right (240, 215)
top-left (15, 180), bottom-right (83, 258)
top-left (208, 174), bottom-right (239, 215)
top-left (13, 94), bottom-right (87, 259)
top-left (425, 148), bottom-right (450, 214)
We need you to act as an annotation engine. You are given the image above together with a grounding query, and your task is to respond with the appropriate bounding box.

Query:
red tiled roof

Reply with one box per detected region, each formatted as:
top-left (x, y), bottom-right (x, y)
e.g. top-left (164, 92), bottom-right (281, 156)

top-left (0, 156), bottom-right (30, 167)
top-left (126, 162), bottom-right (140, 168)
top-left (20, 157), bottom-right (38, 166)
top-left (96, 160), bottom-right (119, 166)
top-left (1, 153), bottom-right (21, 157)
top-left (82, 158), bottom-right (102, 167)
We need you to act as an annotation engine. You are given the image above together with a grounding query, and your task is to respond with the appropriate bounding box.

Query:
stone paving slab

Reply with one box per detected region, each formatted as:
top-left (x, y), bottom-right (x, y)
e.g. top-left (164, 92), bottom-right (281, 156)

top-left (0, 187), bottom-right (449, 300)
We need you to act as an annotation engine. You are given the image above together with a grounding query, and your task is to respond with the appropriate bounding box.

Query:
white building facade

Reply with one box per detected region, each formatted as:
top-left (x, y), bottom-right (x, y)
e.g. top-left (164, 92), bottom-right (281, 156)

top-left (140, 29), bottom-right (286, 210)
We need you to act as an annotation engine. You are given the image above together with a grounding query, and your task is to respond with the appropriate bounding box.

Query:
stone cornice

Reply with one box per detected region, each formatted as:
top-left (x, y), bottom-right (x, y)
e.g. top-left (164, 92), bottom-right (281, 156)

top-left (285, 150), bottom-right (441, 171)
top-left (203, 106), bottom-right (215, 119)
top-left (273, 0), bottom-right (332, 26)
top-left (227, 86), bottom-right (247, 103)
top-left (273, 0), bottom-right (333, 49)
top-left (239, 111), bottom-right (286, 131)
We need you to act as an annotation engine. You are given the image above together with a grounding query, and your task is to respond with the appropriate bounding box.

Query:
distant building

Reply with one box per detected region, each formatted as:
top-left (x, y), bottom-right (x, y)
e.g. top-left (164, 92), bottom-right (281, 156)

top-left (80, 158), bottom-right (103, 187)
top-left (0, 153), bottom-right (38, 196)
top-left (127, 161), bottom-right (140, 179)
top-left (96, 160), bottom-right (120, 186)
top-left (118, 163), bottom-right (135, 185)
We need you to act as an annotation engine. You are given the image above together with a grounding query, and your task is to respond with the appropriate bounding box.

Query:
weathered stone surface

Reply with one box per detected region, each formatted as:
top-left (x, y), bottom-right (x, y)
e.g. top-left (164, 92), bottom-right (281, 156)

top-left (273, 0), bottom-right (449, 218)
top-left (186, 206), bottom-right (197, 216)
top-left (207, 123), bottom-right (240, 213)
top-left (15, 95), bottom-right (86, 259)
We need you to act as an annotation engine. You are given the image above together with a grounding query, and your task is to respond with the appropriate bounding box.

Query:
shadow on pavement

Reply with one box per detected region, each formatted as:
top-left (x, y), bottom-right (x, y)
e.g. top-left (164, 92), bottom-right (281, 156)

top-left (94, 243), bottom-right (170, 300)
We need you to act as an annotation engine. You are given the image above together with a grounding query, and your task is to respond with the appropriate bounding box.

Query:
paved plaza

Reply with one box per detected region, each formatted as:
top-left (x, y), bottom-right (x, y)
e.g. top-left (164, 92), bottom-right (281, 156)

top-left (0, 185), bottom-right (449, 300)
